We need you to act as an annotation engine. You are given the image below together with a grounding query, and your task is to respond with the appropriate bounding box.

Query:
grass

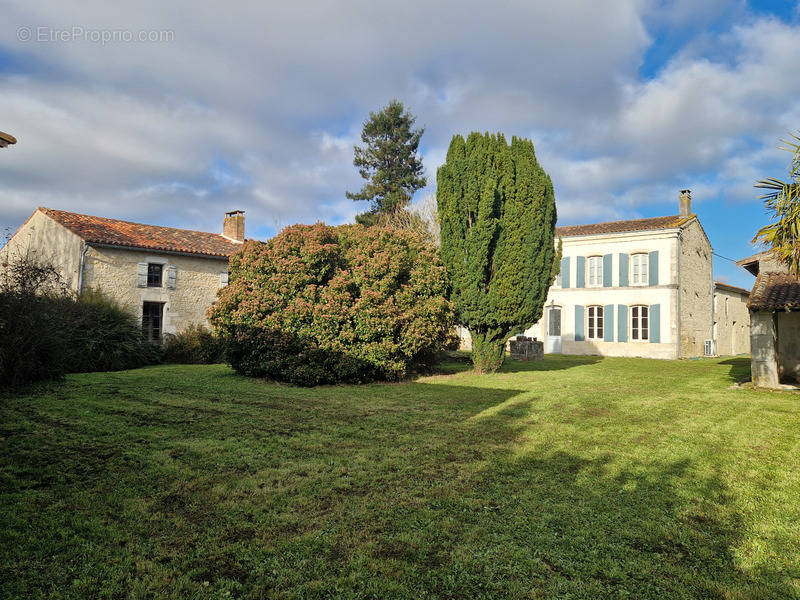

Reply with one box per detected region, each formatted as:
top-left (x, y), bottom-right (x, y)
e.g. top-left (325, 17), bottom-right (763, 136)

top-left (1, 355), bottom-right (799, 599)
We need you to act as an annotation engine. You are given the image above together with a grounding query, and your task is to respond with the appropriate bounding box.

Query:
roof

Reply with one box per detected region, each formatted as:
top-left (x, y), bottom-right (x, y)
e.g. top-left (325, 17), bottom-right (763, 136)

top-left (735, 250), bottom-right (782, 277)
top-left (747, 272), bottom-right (800, 311)
top-left (555, 214), bottom-right (694, 238)
top-left (0, 131), bottom-right (16, 147)
top-left (40, 207), bottom-right (241, 258)
top-left (715, 281), bottom-right (751, 296)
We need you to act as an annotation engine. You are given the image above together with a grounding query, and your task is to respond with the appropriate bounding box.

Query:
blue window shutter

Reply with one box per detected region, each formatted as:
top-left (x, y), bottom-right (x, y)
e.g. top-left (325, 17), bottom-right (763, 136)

top-left (166, 265), bottom-right (177, 290)
top-left (619, 253), bottom-right (629, 287)
top-left (649, 251), bottom-right (659, 286)
top-left (576, 256), bottom-right (585, 288)
top-left (560, 257), bottom-right (570, 288)
top-left (136, 262), bottom-right (148, 288)
top-left (604, 304), bottom-right (614, 341)
top-left (603, 254), bottom-right (612, 287)
top-left (617, 305), bottom-right (628, 342)
top-left (650, 304), bottom-right (661, 343)
top-left (574, 305), bottom-right (585, 341)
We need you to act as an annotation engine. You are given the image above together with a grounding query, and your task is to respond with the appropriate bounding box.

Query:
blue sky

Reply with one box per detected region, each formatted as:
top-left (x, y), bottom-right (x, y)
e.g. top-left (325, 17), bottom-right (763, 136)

top-left (1, 0), bottom-right (799, 289)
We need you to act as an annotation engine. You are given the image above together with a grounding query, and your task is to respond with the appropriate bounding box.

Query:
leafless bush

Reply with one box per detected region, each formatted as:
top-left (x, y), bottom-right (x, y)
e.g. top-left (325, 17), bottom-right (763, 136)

top-left (0, 250), bottom-right (70, 297)
top-left (373, 194), bottom-right (440, 245)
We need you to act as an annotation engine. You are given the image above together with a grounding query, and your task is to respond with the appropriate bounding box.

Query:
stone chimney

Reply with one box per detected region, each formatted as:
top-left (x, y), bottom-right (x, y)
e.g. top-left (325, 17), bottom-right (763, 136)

top-left (223, 210), bottom-right (245, 242)
top-left (679, 189), bottom-right (692, 217)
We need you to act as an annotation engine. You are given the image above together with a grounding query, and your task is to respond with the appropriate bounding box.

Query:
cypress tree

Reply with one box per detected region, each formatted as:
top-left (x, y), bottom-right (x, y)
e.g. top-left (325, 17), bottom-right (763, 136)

top-left (437, 132), bottom-right (558, 373)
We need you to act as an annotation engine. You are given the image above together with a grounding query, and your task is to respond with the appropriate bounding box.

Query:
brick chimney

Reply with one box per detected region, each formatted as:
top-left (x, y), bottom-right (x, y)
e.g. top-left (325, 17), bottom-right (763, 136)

top-left (223, 210), bottom-right (245, 242)
top-left (679, 189), bottom-right (692, 217)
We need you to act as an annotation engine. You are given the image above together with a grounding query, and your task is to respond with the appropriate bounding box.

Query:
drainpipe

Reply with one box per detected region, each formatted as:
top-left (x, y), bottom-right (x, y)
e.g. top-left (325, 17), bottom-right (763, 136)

top-left (77, 242), bottom-right (89, 296)
top-left (676, 231), bottom-right (682, 359)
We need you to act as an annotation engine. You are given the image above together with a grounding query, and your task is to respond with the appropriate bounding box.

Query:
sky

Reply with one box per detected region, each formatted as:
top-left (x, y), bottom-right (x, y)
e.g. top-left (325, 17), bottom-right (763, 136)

top-left (1, 0), bottom-right (799, 289)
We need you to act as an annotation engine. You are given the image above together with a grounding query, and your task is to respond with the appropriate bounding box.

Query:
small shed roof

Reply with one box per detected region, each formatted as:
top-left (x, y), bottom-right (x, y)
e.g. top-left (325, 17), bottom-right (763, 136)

top-left (747, 272), bottom-right (800, 311)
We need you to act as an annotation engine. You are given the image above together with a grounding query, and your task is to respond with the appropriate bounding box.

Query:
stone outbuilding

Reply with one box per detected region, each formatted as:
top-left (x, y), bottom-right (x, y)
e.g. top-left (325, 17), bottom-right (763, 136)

top-left (0, 207), bottom-right (246, 342)
top-left (747, 271), bottom-right (800, 388)
top-left (713, 281), bottom-right (751, 356)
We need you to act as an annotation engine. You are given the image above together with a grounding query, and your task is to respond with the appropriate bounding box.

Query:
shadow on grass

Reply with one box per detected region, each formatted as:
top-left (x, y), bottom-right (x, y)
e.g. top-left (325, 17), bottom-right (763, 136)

top-left (1, 369), bottom-right (794, 598)
top-left (718, 356), bottom-right (752, 383)
top-left (499, 353), bottom-right (603, 373)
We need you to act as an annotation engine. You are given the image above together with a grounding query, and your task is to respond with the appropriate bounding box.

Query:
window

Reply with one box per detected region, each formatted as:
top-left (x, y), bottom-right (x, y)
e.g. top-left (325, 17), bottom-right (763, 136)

top-left (631, 305), bottom-right (649, 341)
top-left (587, 306), bottom-right (603, 339)
top-left (587, 256), bottom-right (603, 287)
top-left (147, 263), bottom-right (163, 287)
top-left (554, 272), bottom-right (562, 288)
top-left (631, 253), bottom-right (648, 285)
top-left (548, 306), bottom-right (562, 336)
top-left (142, 302), bottom-right (164, 343)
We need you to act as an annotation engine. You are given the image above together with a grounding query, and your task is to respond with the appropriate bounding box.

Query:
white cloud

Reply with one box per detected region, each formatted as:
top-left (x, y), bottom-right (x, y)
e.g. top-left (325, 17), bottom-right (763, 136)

top-left (0, 0), bottom-right (798, 254)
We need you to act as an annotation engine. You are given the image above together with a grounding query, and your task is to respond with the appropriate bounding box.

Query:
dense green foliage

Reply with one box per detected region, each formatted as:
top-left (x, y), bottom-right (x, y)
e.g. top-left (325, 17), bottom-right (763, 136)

top-left (0, 281), bottom-right (160, 387)
top-left (346, 100), bottom-right (426, 225)
top-left (163, 324), bottom-right (225, 364)
top-left (3, 356), bottom-right (799, 598)
top-left (209, 223), bottom-right (454, 385)
top-left (437, 132), bottom-right (558, 372)
top-left (754, 131), bottom-right (800, 275)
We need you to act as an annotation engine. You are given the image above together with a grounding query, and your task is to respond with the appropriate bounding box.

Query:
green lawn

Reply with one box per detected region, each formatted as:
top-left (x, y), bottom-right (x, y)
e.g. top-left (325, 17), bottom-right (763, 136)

top-left (1, 356), bottom-right (799, 599)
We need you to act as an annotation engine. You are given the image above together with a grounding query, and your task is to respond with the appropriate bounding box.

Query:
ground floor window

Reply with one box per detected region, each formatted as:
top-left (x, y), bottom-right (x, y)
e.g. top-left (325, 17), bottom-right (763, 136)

top-left (587, 305), bottom-right (603, 339)
top-left (142, 301), bottom-right (164, 343)
top-left (631, 305), bottom-right (649, 341)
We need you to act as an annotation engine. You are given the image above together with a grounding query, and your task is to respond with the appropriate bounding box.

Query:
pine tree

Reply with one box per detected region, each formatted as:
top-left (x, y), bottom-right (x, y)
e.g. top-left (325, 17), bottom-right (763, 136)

top-left (437, 132), bottom-right (558, 373)
top-left (346, 100), bottom-right (426, 225)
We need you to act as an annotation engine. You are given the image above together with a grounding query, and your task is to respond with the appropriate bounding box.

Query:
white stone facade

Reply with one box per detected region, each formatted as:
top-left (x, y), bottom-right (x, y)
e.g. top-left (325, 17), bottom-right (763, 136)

top-left (458, 211), bottom-right (748, 360)
top-left (525, 224), bottom-right (695, 359)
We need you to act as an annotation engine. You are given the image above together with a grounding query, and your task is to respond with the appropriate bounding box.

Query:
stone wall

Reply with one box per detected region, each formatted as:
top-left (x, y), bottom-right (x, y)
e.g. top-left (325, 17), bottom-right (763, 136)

top-left (509, 336), bottom-right (543, 360)
top-left (0, 210), bottom-right (84, 293)
top-left (82, 246), bottom-right (228, 334)
top-left (678, 219), bottom-right (713, 357)
top-left (713, 287), bottom-right (751, 355)
top-left (750, 311), bottom-right (778, 387)
top-left (777, 312), bottom-right (800, 383)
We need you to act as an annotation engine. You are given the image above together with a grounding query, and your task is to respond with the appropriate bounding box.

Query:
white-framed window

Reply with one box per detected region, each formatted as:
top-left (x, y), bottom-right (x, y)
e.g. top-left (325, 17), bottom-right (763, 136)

top-left (587, 305), bottom-right (604, 340)
top-left (631, 305), bottom-right (649, 341)
top-left (554, 271), bottom-right (562, 288)
top-left (631, 253), bottom-right (649, 285)
top-left (587, 256), bottom-right (603, 287)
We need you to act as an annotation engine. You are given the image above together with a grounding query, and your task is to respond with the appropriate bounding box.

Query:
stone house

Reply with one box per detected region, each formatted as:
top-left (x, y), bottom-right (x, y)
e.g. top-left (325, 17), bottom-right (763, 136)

top-left (712, 282), bottom-right (751, 356)
top-left (0, 207), bottom-right (245, 341)
top-left (469, 190), bottom-right (749, 359)
top-left (737, 251), bottom-right (800, 388)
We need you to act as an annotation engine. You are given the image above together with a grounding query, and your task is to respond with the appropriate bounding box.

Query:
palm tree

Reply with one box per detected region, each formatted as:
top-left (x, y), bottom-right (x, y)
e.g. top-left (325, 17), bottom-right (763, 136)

top-left (754, 132), bottom-right (800, 275)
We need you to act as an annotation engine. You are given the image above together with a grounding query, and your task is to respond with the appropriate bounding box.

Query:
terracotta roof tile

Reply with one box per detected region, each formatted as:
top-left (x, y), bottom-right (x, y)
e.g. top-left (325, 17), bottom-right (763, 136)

top-left (747, 272), bottom-right (800, 311)
top-left (555, 214), bottom-right (694, 238)
top-left (41, 207), bottom-right (240, 258)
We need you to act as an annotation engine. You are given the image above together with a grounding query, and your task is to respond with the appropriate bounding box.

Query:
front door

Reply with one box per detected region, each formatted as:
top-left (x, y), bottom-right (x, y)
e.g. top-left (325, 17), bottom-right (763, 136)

top-left (142, 301), bottom-right (164, 343)
top-left (546, 306), bottom-right (562, 353)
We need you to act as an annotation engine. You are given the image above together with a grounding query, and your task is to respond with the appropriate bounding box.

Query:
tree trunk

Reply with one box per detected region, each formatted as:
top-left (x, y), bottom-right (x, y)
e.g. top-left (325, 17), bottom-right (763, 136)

top-left (471, 330), bottom-right (506, 373)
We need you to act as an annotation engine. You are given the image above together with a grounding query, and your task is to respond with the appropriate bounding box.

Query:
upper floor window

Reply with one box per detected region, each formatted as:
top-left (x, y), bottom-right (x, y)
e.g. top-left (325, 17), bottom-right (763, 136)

top-left (587, 305), bottom-right (604, 340)
top-left (631, 305), bottom-right (649, 341)
top-left (554, 271), bottom-right (562, 288)
top-left (587, 256), bottom-right (603, 287)
top-left (631, 253), bottom-right (648, 285)
top-left (147, 263), bottom-right (163, 287)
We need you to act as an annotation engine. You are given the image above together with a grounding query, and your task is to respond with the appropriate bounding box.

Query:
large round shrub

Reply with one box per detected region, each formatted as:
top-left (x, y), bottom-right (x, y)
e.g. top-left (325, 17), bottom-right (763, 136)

top-left (209, 223), bottom-right (454, 385)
